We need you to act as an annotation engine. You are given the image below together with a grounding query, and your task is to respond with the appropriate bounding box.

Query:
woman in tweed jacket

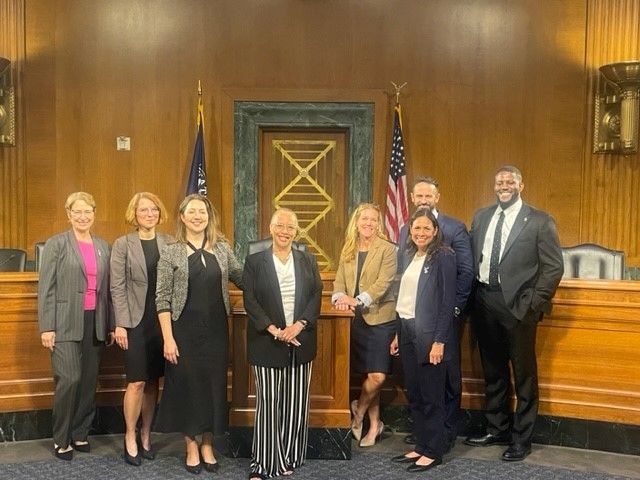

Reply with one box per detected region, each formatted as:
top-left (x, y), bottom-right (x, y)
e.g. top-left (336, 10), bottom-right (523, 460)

top-left (154, 194), bottom-right (242, 475)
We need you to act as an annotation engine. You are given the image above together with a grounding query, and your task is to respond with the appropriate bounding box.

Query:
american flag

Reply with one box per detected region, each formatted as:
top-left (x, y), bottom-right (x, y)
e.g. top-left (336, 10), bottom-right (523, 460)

top-left (384, 105), bottom-right (409, 243)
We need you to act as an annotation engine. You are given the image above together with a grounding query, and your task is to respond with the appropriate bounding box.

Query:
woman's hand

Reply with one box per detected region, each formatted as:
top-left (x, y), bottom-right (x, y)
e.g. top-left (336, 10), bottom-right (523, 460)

top-left (429, 342), bottom-right (445, 365)
top-left (280, 322), bottom-right (304, 345)
top-left (164, 337), bottom-right (180, 365)
top-left (334, 295), bottom-right (358, 311)
top-left (114, 327), bottom-right (128, 350)
top-left (390, 334), bottom-right (399, 356)
top-left (41, 331), bottom-right (55, 351)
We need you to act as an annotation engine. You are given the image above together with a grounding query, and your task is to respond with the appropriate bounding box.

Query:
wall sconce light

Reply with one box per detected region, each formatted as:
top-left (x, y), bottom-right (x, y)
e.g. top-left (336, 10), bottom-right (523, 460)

top-left (593, 60), bottom-right (640, 154)
top-left (0, 57), bottom-right (16, 146)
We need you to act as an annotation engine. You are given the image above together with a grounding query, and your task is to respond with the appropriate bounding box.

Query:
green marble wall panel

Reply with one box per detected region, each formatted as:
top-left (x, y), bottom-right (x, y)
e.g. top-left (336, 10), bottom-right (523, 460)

top-left (233, 101), bottom-right (374, 261)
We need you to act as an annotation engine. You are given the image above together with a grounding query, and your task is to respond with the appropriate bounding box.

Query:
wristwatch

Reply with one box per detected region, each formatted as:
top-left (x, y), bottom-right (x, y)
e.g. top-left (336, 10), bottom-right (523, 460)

top-left (298, 319), bottom-right (308, 329)
top-left (453, 307), bottom-right (461, 317)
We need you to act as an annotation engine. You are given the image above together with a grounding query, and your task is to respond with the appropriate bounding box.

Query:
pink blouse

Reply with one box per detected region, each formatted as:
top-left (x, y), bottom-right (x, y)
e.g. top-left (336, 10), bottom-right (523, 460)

top-left (77, 240), bottom-right (97, 310)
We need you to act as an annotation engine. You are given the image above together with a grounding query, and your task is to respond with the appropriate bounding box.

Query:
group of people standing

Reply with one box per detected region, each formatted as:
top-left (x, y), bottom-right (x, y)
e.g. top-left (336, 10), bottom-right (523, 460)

top-left (36, 163), bottom-right (564, 478)
top-left (336, 165), bottom-right (563, 473)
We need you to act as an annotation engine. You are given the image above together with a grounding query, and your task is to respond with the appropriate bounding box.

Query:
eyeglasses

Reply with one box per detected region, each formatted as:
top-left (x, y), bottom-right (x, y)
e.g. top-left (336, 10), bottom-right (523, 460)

top-left (137, 207), bottom-right (160, 215)
top-left (69, 209), bottom-right (95, 217)
top-left (273, 223), bottom-right (297, 233)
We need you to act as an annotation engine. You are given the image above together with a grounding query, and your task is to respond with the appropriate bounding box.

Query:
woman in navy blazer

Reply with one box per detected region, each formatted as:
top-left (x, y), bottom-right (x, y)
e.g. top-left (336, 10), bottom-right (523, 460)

top-left (38, 192), bottom-right (114, 461)
top-left (110, 192), bottom-right (172, 466)
top-left (391, 208), bottom-right (456, 472)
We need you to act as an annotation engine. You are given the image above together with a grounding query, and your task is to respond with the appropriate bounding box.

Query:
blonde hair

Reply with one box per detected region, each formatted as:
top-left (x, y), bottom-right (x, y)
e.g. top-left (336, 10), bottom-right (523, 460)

top-left (124, 192), bottom-right (168, 227)
top-left (175, 194), bottom-right (226, 246)
top-left (65, 192), bottom-right (96, 211)
top-left (339, 203), bottom-right (387, 261)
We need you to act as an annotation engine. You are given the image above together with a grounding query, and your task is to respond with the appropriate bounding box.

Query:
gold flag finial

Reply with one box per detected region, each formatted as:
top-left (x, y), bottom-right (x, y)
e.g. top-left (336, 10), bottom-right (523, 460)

top-left (197, 80), bottom-right (202, 96)
top-left (390, 81), bottom-right (407, 105)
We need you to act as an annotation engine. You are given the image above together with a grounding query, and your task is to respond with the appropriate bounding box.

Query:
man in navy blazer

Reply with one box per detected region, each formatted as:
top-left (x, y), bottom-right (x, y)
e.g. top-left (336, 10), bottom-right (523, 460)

top-left (398, 176), bottom-right (474, 451)
top-left (464, 166), bottom-right (563, 461)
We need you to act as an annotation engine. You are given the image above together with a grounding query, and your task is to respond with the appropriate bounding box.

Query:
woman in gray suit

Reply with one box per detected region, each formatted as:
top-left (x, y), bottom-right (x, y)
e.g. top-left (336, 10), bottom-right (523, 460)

top-left (110, 192), bottom-right (172, 466)
top-left (38, 192), bottom-right (114, 461)
top-left (154, 194), bottom-right (243, 475)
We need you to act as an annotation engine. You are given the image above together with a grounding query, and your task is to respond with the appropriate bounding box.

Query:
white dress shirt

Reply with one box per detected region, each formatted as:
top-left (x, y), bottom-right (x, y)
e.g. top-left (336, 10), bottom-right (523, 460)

top-left (272, 253), bottom-right (296, 326)
top-left (478, 198), bottom-right (523, 284)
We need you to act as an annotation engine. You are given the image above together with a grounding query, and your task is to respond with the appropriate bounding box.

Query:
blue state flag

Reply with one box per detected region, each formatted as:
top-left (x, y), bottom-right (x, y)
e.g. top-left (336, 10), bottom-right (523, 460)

top-left (186, 95), bottom-right (207, 196)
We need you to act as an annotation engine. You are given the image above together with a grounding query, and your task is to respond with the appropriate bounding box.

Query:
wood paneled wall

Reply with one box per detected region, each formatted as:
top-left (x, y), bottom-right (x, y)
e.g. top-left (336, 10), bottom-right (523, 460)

top-left (1, 0), bottom-right (637, 265)
top-left (582, 0), bottom-right (640, 264)
top-left (0, 0), bottom-right (26, 247)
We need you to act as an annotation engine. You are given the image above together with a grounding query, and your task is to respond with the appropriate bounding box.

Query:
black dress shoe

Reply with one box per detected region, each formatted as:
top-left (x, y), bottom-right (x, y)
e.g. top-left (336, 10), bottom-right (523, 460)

top-left (403, 433), bottom-right (416, 445)
top-left (185, 461), bottom-right (202, 474)
top-left (73, 441), bottom-right (90, 453)
top-left (407, 457), bottom-right (442, 472)
top-left (391, 454), bottom-right (421, 464)
top-left (124, 439), bottom-right (142, 467)
top-left (502, 444), bottom-right (531, 461)
top-left (464, 433), bottom-right (511, 447)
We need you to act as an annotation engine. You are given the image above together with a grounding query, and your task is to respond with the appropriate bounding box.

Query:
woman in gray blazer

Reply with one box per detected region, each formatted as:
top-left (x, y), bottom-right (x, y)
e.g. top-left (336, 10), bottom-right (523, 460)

top-left (110, 192), bottom-right (172, 466)
top-left (154, 194), bottom-right (243, 475)
top-left (38, 192), bottom-right (114, 461)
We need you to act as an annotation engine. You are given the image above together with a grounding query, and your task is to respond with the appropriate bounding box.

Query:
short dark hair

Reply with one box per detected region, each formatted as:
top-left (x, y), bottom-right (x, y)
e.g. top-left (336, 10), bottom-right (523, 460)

top-left (413, 176), bottom-right (439, 190)
top-left (495, 165), bottom-right (523, 183)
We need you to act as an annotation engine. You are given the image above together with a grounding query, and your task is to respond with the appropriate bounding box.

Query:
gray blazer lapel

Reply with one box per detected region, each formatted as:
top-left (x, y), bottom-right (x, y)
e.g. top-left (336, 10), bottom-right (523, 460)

top-left (502, 204), bottom-right (531, 259)
top-left (66, 230), bottom-right (87, 279)
top-left (475, 207), bottom-right (496, 262)
top-left (128, 233), bottom-right (147, 281)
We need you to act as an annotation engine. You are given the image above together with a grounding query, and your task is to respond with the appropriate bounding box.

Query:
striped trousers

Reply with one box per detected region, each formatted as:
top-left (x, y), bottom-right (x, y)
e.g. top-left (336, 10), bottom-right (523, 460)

top-left (250, 355), bottom-right (312, 478)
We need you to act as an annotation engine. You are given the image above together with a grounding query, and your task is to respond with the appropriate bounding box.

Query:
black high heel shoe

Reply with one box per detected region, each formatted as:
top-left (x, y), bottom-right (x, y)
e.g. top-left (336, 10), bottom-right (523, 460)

top-left (124, 438), bottom-right (142, 467)
top-left (184, 460), bottom-right (202, 475)
top-left (136, 432), bottom-right (157, 460)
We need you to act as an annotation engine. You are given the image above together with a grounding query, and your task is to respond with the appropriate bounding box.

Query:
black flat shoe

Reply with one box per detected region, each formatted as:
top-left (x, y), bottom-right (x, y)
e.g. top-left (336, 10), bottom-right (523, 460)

top-left (502, 444), bottom-right (531, 462)
top-left (391, 454), bottom-right (421, 464)
top-left (124, 439), bottom-right (142, 467)
top-left (407, 457), bottom-right (442, 472)
top-left (185, 461), bottom-right (202, 475)
top-left (73, 441), bottom-right (90, 453)
top-left (464, 433), bottom-right (511, 447)
top-left (53, 445), bottom-right (73, 461)
top-left (203, 461), bottom-right (220, 473)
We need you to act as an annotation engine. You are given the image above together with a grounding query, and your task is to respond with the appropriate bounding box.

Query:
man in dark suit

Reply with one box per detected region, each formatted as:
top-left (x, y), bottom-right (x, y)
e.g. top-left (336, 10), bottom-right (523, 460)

top-left (464, 165), bottom-right (564, 461)
top-left (243, 208), bottom-right (323, 480)
top-left (398, 176), bottom-right (474, 452)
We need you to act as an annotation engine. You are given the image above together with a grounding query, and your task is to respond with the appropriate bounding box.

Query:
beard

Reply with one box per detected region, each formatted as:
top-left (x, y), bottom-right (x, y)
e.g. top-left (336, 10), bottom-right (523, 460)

top-left (496, 190), bottom-right (520, 209)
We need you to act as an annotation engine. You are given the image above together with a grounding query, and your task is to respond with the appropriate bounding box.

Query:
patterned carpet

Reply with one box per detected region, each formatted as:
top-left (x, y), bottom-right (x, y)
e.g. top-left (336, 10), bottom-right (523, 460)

top-left (0, 452), bottom-right (633, 480)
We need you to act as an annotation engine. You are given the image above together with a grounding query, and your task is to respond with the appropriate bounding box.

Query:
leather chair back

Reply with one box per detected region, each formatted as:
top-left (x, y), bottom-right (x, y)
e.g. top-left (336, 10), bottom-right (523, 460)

top-left (35, 242), bottom-right (45, 272)
top-left (561, 243), bottom-right (625, 280)
top-left (248, 238), bottom-right (307, 256)
top-left (0, 248), bottom-right (27, 272)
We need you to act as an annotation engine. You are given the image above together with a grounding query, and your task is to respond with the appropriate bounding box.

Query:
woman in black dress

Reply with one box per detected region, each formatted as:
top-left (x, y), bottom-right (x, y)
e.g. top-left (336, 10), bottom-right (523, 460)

top-left (155, 194), bottom-right (242, 474)
top-left (332, 203), bottom-right (397, 447)
top-left (111, 192), bottom-right (172, 466)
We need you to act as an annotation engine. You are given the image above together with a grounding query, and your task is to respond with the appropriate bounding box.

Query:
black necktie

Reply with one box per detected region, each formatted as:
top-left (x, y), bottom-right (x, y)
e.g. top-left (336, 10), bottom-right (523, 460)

top-left (489, 211), bottom-right (504, 286)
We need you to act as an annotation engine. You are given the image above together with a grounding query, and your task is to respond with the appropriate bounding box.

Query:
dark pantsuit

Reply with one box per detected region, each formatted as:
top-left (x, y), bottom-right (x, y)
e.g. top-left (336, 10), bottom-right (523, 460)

top-left (399, 318), bottom-right (447, 459)
top-left (250, 352), bottom-right (312, 478)
top-left (444, 317), bottom-right (462, 444)
top-left (51, 311), bottom-right (103, 447)
top-left (473, 285), bottom-right (538, 446)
